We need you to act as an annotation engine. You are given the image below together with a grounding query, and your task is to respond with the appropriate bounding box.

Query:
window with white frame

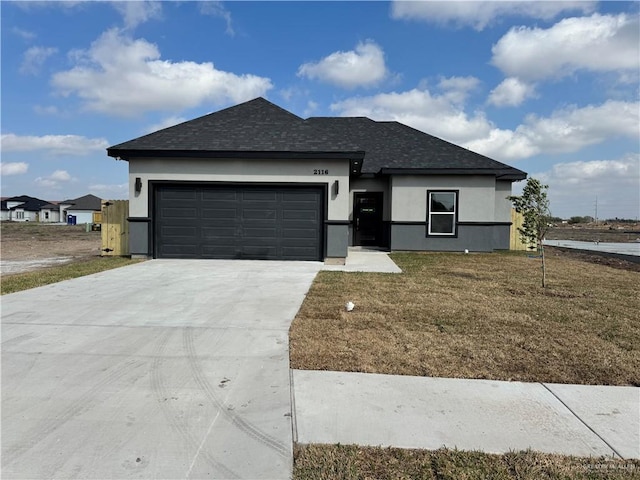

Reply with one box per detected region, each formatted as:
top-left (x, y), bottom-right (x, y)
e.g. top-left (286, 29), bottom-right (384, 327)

top-left (16, 211), bottom-right (25, 220)
top-left (427, 191), bottom-right (457, 236)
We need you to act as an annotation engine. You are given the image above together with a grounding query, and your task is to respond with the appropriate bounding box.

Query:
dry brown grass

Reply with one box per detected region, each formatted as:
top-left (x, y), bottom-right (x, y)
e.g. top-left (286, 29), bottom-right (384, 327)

top-left (294, 444), bottom-right (640, 480)
top-left (290, 251), bottom-right (640, 385)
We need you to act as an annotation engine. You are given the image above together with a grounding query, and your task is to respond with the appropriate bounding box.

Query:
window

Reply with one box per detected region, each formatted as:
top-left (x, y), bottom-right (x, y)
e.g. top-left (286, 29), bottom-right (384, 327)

top-left (427, 191), bottom-right (457, 236)
top-left (16, 211), bottom-right (24, 220)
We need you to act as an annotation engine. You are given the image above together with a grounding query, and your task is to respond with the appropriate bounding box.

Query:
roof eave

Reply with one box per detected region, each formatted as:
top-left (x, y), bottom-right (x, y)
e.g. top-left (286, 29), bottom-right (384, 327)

top-left (380, 168), bottom-right (527, 180)
top-left (107, 149), bottom-right (365, 162)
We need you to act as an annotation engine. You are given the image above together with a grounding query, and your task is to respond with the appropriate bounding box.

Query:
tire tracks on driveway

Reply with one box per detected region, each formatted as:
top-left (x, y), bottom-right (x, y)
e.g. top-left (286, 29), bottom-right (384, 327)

top-left (182, 326), bottom-right (289, 459)
top-left (150, 329), bottom-right (240, 479)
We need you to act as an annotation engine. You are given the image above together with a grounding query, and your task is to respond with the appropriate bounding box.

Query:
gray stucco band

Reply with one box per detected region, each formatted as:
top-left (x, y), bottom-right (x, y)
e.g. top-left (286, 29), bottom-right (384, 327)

top-left (128, 220), bottom-right (150, 256)
top-left (390, 224), bottom-right (511, 252)
top-left (325, 224), bottom-right (349, 258)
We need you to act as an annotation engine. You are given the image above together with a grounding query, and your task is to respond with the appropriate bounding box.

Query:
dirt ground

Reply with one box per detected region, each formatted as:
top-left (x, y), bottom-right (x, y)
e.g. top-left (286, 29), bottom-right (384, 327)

top-left (0, 222), bottom-right (102, 274)
top-left (547, 222), bottom-right (640, 243)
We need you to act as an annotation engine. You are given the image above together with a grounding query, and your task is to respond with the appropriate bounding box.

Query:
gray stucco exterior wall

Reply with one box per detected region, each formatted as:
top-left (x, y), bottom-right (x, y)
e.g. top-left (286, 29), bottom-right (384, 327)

top-left (325, 224), bottom-right (349, 258)
top-left (390, 223), bottom-right (511, 252)
top-left (128, 220), bottom-right (150, 257)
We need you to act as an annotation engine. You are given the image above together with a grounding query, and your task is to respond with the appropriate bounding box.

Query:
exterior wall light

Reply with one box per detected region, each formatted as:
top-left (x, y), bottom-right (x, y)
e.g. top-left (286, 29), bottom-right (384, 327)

top-left (333, 180), bottom-right (339, 196)
top-left (135, 177), bottom-right (142, 194)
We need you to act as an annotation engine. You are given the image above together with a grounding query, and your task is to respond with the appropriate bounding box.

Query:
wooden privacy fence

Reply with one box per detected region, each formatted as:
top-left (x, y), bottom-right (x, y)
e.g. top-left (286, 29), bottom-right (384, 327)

top-left (101, 200), bottom-right (129, 256)
top-left (510, 208), bottom-right (536, 251)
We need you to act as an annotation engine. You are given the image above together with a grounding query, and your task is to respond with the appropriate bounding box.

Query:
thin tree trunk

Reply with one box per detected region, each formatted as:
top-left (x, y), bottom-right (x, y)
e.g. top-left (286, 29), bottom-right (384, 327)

top-left (541, 243), bottom-right (546, 288)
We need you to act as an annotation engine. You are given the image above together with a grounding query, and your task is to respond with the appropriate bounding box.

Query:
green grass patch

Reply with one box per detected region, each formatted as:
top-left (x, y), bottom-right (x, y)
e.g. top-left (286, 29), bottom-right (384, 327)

top-left (1, 257), bottom-right (142, 295)
top-left (294, 444), bottom-right (640, 480)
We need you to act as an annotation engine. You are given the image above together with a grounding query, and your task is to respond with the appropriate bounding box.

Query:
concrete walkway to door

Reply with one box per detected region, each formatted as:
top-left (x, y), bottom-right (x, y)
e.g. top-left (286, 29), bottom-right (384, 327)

top-left (2, 259), bottom-right (322, 479)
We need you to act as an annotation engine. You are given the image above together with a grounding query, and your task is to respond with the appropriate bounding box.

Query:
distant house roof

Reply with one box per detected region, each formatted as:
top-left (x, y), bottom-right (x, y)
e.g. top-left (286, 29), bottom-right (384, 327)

top-left (1, 195), bottom-right (49, 212)
top-left (61, 194), bottom-right (102, 211)
top-left (108, 97), bottom-right (526, 180)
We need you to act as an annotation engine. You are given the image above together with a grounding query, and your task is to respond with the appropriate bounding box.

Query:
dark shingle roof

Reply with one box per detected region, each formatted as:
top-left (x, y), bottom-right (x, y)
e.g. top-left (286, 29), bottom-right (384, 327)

top-left (1, 195), bottom-right (49, 212)
top-left (61, 194), bottom-right (102, 211)
top-left (108, 97), bottom-right (526, 179)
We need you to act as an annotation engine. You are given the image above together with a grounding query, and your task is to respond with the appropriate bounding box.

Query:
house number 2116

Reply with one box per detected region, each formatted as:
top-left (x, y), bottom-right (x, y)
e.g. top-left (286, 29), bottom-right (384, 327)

top-left (313, 169), bottom-right (329, 175)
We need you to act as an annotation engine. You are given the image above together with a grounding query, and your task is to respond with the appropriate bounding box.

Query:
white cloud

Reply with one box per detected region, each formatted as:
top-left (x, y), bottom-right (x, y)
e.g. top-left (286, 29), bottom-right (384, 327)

top-left (35, 170), bottom-right (74, 189)
top-left (51, 29), bottom-right (273, 117)
top-left (437, 76), bottom-right (480, 105)
top-left (465, 100), bottom-right (640, 161)
top-left (533, 153), bottom-right (640, 219)
top-left (111, 1), bottom-right (162, 30)
top-left (488, 77), bottom-right (537, 107)
top-left (298, 40), bottom-right (388, 89)
top-left (303, 100), bottom-right (318, 117)
top-left (0, 162), bottom-right (29, 176)
top-left (12, 27), bottom-right (36, 40)
top-left (332, 86), bottom-right (638, 163)
top-left (145, 116), bottom-right (187, 134)
top-left (20, 46), bottom-right (57, 75)
top-left (34, 105), bottom-right (59, 115)
top-left (89, 183), bottom-right (128, 198)
top-left (391, 1), bottom-right (596, 30)
top-left (199, 1), bottom-right (234, 36)
top-left (1, 133), bottom-right (109, 156)
top-left (491, 13), bottom-right (640, 81)
top-left (331, 88), bottom-right (492, 144)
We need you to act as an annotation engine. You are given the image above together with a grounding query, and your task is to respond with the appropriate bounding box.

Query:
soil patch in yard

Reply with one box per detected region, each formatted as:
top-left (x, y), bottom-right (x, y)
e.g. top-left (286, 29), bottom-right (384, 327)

top-left (1, 222), bottom-right (101, 274)
top-left (547, 222), bottom-right (640, 244)
top-left (290, 250), bottom-right (639, 386)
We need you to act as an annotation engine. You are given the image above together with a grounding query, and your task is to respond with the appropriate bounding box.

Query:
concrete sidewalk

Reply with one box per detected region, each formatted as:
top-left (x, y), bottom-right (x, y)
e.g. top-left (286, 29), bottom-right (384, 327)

top-left (292, 369), bottom-right (640, 459)
top-left (322, 248), bottom-right (402, 273)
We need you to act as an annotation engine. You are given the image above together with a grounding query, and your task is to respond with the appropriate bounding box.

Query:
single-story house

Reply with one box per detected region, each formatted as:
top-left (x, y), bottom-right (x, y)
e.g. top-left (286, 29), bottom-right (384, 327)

top-left (40, 202), bottom-right (61, 223)
top-left (58, 194), bottom-right (102, 224)
top-left (107, 97), bottom-right (526, 262)
top-left (0, 195), bottom-right (49, 222)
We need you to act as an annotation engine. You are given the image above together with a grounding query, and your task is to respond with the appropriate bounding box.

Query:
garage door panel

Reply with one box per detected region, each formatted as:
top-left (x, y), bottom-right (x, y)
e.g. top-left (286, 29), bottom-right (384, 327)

top-left (202, 226), bottom-right (237, 239)
top-left (161, 226), bottom-right (197, 237)
top-left (242, 191), bottom-right (278, 201)
top-left (202, 245), bottom-right (237, 258)
top-left (282, 228), bottom-right (318, 239)
top-left (201, 190), bottom-right (238, 201)
top-left (155, 185), bottom-right (322, 260)
top-left (160, 207), bottom-right (198, 219)
top-left (241, 246), bottom-right (278, 258)
top-left (202, 208), bottom-right (239, 219)
top-left (160, 244), bottom-right (199, 256)
top-left (243, 228), bottom-right (278, 239)
top-left (160, 189), bottom-right (197, 200)
top-left (242, 209), bottom-right (277, 220)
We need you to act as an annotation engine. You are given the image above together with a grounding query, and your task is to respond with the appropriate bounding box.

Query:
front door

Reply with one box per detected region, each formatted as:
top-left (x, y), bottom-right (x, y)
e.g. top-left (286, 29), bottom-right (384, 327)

top-left (354, 192), bottom-right (384, 246)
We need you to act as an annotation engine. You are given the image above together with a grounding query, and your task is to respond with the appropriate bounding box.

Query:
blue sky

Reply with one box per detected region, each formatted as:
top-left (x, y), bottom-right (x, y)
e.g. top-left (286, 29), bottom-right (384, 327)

top-left (1, 1), bottom-right (638, 219)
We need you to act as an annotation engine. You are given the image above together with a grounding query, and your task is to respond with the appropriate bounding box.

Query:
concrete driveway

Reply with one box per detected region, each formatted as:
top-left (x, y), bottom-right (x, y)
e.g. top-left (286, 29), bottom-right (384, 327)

top-left (2, 259), bottom-right (322, 479)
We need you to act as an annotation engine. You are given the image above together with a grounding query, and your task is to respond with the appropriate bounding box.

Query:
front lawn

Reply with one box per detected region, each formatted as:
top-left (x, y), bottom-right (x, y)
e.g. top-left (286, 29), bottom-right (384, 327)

top-left (1, 256), bottom-right (142, 295)
top-left (294, 444), bottom-right (640, 480)
top-left (290, 250), bottom-right (639, 386)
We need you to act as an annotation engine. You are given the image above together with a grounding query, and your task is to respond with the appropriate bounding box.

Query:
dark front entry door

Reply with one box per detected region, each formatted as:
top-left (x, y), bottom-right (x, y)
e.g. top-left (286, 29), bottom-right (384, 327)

top-left (354, 192), bottom-right (384, 246)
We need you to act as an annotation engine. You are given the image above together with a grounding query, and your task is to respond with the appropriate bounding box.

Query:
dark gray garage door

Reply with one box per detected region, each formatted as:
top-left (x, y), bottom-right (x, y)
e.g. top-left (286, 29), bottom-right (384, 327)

top-left (154, 184), bottom-right (323, 260)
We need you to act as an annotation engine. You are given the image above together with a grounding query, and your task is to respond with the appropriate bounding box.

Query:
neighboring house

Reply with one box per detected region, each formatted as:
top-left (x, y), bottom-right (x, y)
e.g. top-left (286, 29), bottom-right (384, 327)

top-left (107, 97), bottom-right (527, 262)
top-left (40, 202), bottom-right (61, 223)
top-left (59, 194), bottom-right (102, 224)
top-left (0, 195), bottom-right (49, 222)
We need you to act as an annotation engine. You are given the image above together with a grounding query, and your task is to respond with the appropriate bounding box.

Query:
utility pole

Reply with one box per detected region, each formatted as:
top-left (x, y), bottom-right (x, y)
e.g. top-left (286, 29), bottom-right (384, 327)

top-left (595, 195), bottom-right (598, 226)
